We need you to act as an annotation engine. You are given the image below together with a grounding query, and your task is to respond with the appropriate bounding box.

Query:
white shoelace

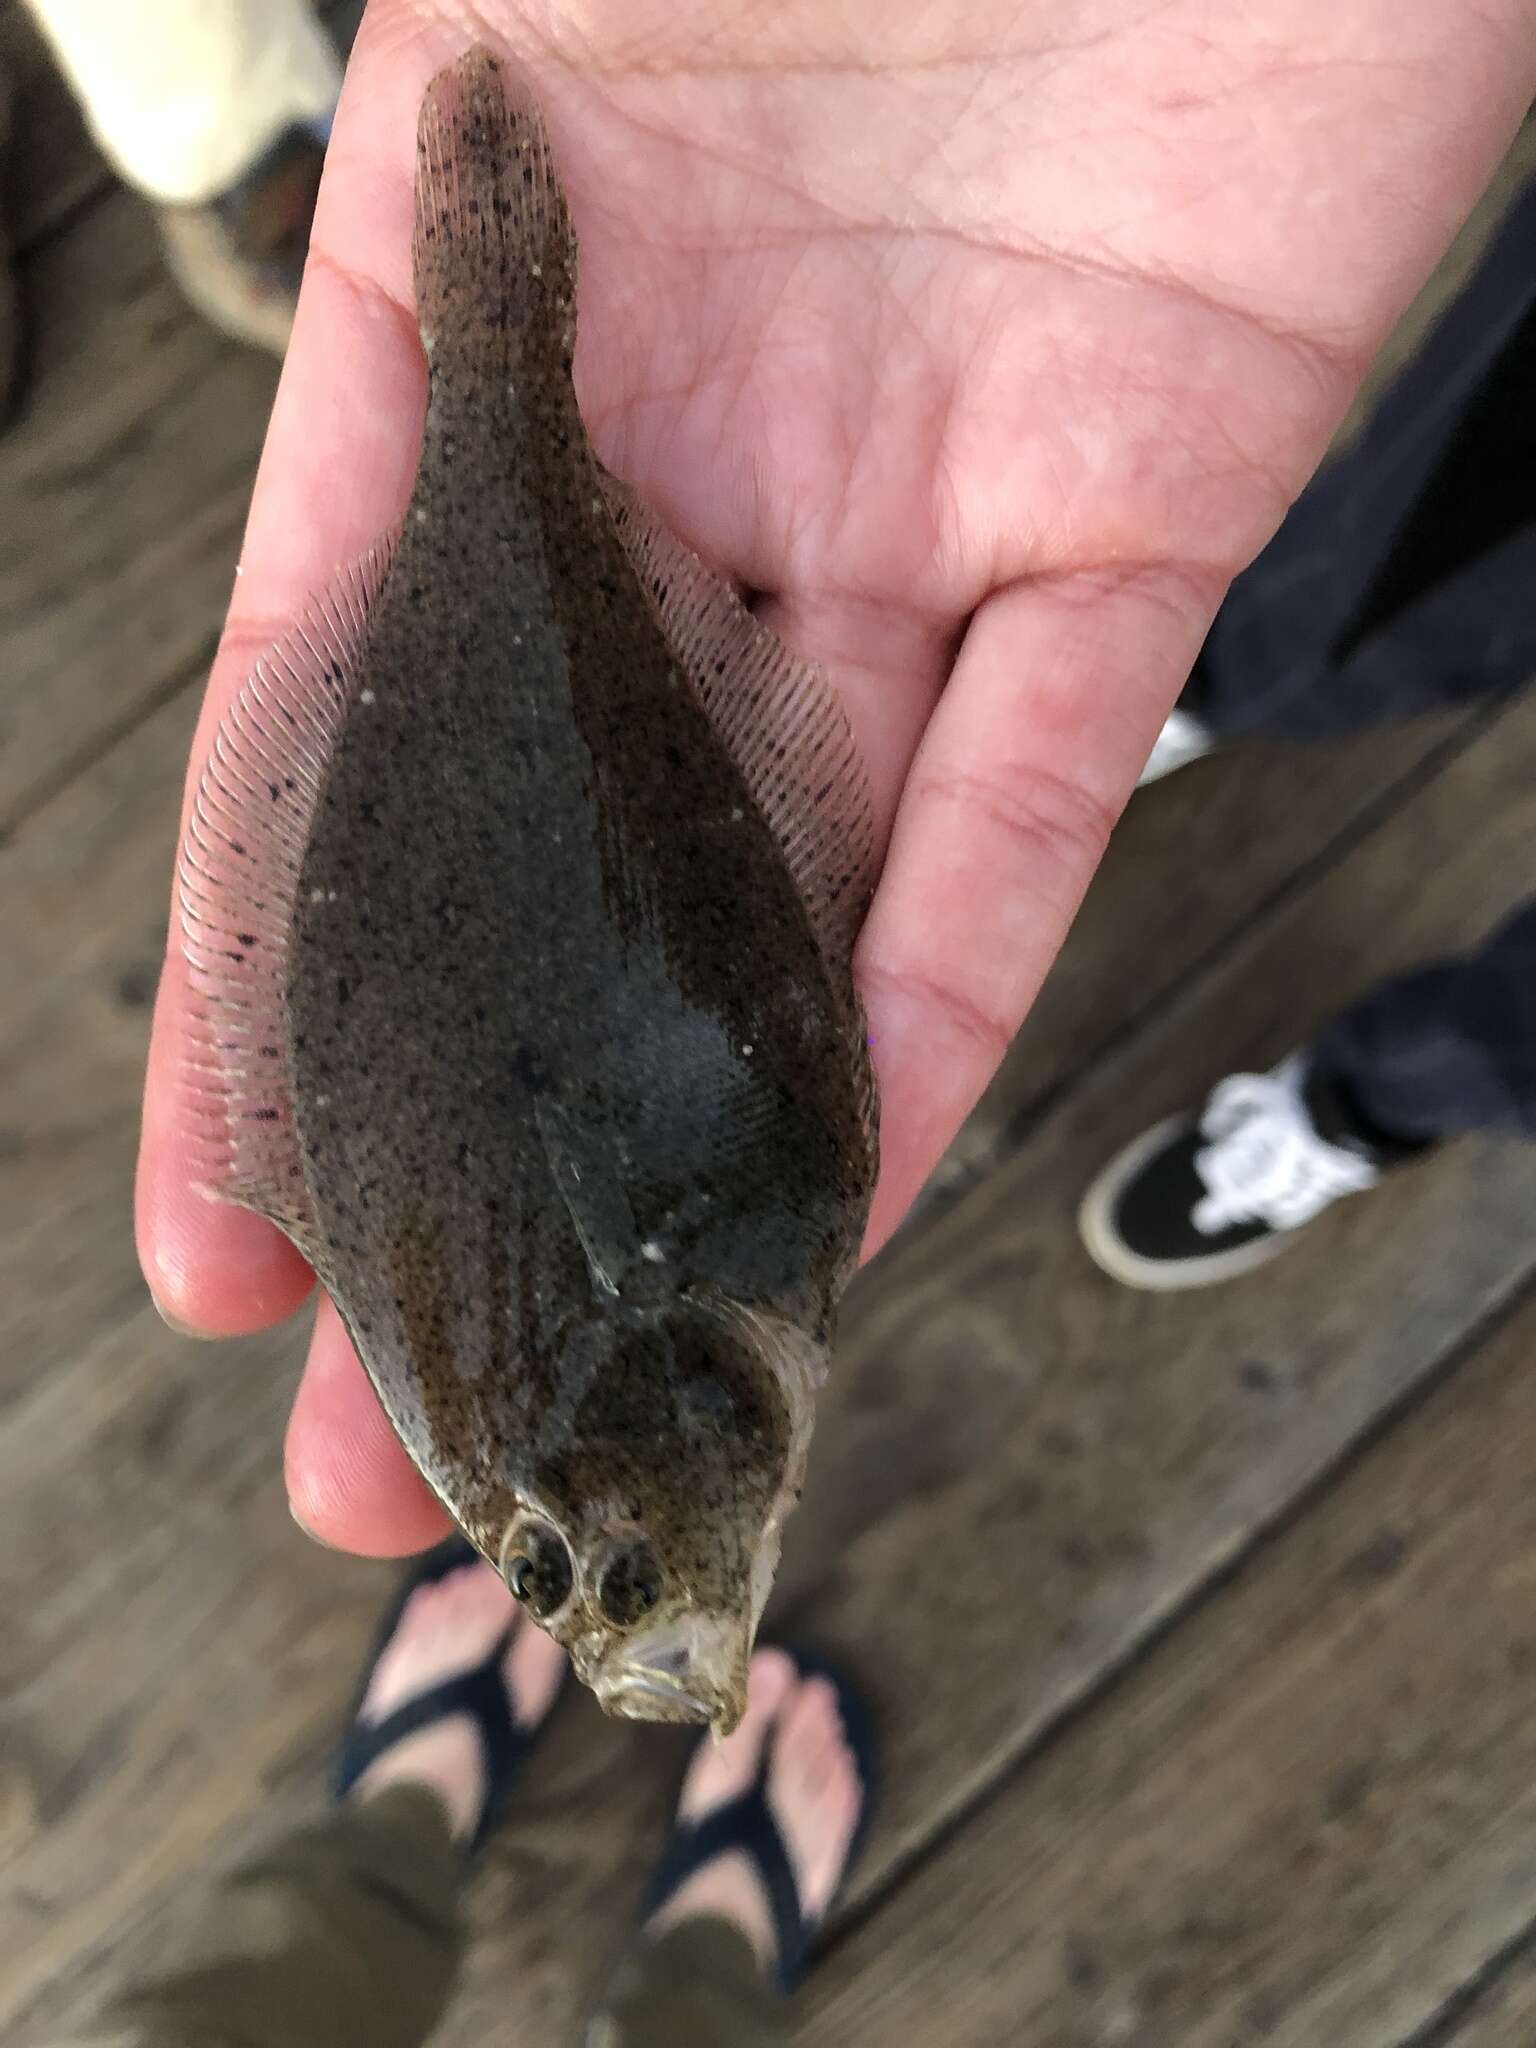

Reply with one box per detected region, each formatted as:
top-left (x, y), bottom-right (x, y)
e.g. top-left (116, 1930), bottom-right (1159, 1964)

top-left (1192, 1054), bottom-right (1379, 1236)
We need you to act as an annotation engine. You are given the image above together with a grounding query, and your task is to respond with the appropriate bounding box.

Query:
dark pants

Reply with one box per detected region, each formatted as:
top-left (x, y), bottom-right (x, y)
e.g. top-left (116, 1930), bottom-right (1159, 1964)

top-left (1187, 172), bottom-right (1536, 1143)
top-left (56, 1787), bottom-right (788, 2048)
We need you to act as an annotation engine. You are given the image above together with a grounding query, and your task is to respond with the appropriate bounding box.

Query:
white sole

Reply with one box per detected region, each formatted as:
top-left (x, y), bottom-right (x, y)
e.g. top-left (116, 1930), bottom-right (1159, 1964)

top-left (1077, 1113), bottom-right (1300, 1293)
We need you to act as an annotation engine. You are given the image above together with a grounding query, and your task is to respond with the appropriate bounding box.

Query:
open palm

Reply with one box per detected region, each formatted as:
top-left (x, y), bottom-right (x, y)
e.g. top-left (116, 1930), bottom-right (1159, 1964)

top-left (136, 0), bottom-right (1534, 1553)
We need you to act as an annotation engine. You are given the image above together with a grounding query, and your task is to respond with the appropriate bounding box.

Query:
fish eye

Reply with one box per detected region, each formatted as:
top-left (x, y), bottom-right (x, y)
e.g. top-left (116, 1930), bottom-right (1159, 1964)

top-left (596, 1537), bottom-right (665, 1629)
top-left (502, 1517), bottom-right (574, 1620)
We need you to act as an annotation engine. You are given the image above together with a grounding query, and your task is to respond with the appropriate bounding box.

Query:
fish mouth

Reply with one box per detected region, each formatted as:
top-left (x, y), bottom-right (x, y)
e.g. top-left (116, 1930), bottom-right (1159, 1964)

top-left (600, 1671), bottom-right (718, 1728)
top-left (590, 1612), bottom-right (752, 1738)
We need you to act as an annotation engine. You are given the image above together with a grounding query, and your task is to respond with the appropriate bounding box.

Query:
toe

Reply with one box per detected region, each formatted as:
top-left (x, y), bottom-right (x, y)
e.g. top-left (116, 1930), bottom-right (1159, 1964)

top-left (503, 1615), bottom-right (568, 1730)
top-left (676, 1648), bottom-right (795, 1821)
top-left (805, 1776), bottom-right (862, 1903)
top-left (359, 1563), bottom-right (516, 1721)
top-left (780, 1676), bottom-right (842, 1781)
top-left (744, 1647), bottom-right (798, 1720)
top-left (800, 1738), bottom-right (839, 1804)
top-left (765, 1673), bottom-right (864, 1926)
top-left (438, 1568), bottom-right (481, 1625)
top-left (418, 1564), bottom-right (486, 1640)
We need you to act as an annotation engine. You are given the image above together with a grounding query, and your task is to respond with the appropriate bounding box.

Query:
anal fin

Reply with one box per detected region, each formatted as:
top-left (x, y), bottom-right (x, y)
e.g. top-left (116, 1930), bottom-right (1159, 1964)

top-left (176, 538), bottom-right (397, 1247)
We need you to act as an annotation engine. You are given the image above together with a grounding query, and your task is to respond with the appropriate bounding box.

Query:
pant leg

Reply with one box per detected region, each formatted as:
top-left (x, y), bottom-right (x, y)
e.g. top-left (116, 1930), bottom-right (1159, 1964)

top-left (53, 1786), bottom-right (463, 2048)
top-left (1312, 899), bottom-right (1536, 1142)
top-left (21, 0), bottom-right (340, 204)
top-left (584, 1919), bottom-right (791, 2048)
top-left (1189, 168), bottom-right (1536, 742)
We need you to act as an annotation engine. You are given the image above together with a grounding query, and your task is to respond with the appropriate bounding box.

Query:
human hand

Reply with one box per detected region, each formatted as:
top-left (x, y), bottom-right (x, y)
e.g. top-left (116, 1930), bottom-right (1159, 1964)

top-left (136, 0), bottom-right (1536, 1553)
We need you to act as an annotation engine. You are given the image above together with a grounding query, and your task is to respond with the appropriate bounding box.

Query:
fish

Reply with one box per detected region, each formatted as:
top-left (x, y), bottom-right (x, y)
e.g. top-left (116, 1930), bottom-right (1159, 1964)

top-left (176, 47), bottom-right (879, 1736)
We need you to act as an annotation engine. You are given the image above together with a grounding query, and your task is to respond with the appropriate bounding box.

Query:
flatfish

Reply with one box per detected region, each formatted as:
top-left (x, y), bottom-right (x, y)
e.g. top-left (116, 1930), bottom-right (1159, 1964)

top-left (178, 47), bottom-right (878, 1735)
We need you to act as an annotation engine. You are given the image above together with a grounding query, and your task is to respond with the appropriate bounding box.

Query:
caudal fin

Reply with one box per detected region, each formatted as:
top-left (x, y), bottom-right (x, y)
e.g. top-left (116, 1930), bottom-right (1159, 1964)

top-left (413, 47), bottom-right (577, 365)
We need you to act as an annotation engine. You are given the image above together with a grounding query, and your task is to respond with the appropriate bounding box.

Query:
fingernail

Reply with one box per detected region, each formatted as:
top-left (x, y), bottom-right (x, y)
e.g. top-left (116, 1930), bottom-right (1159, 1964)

top-left (151, 1295), bottom-right (218, 1340)
top-left (290, 1501), bottom-right (339, 1549)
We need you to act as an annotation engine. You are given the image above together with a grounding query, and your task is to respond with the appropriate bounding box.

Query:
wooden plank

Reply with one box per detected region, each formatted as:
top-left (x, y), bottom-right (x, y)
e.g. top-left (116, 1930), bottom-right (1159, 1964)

top-left (0, 187), bottom-right (278, 838)
top-left (0, 0), bottom-right (371, 839)
top-left (1, 690), bottom-right (191, 1390)
top-left (799, 1283), bottom-right (1536, 2048)
top-left (0, 0), bottom-right (109, 252)
top-left (8, 691), bottom-right (1530, 2042)
top-left (1432, 1938), bottom-right (1536, 2046)
top-left (777, 692), bottom-right (1536, 1888)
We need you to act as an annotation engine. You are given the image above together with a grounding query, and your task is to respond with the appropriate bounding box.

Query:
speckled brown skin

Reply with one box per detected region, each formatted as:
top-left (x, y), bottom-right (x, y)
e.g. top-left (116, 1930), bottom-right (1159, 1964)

top-left (243, 53), bottom-right (876, 1733)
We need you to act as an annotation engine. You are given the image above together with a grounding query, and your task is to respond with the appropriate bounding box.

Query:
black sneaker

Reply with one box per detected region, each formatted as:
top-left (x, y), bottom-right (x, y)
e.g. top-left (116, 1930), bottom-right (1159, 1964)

top-left (1078, 1053), bottom-right (1393, 1291)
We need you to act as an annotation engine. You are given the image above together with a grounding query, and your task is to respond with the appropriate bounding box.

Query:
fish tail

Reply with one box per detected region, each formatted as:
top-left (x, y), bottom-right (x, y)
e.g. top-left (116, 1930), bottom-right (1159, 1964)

top-left (413, 48), bottom-right (577, 373)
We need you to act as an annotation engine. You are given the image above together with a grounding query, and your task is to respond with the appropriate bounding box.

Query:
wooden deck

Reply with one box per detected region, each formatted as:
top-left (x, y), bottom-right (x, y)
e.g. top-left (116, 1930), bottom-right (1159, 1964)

top-left (3, 11), bottom-right (1534, 2041)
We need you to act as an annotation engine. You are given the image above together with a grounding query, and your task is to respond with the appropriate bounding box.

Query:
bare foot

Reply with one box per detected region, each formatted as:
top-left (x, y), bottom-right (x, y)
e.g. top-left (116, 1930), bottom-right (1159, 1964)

top-left (645, 1649), bottom-right (866, 1975)
top-left (349, 1558), bottom-right (567, 1843)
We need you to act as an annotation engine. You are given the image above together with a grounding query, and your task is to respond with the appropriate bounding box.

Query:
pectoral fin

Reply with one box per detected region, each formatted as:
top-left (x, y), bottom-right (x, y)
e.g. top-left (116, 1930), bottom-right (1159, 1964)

top-left (534, 1094), bottom-right (643, 1297)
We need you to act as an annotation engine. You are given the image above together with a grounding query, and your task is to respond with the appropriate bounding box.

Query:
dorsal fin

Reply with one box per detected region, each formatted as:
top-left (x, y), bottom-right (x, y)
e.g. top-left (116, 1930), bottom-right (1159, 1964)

top-left (600, 476), bottom-right (877, 974)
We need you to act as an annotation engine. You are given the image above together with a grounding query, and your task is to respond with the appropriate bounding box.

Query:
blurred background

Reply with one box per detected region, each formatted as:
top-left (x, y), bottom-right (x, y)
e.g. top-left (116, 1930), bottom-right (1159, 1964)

top-left (3, 4), bottom-right (1536, 2042)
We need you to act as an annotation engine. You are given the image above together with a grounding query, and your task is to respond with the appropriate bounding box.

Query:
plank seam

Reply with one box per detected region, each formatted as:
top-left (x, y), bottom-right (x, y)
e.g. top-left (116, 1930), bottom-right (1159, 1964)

top-left (0, 635), bottom-right (215, 848)
top-left (14, 173), bottom-right (116, 265)
top-left (1395, 1911), bottom-right (1536, 2047)
top-left (816, 1255), bottom-right (1536, 1960)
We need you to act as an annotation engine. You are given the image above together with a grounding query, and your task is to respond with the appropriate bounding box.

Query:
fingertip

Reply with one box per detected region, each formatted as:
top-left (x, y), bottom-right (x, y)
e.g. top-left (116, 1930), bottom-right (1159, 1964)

top-left (137, 948), bottom-right (318, 1336)
top-left (855, 978), bottom-right (983, 1264)
top-left (136, 1146), bottom-right (317, 1338)
top-left (285, 1295), bottom-right (453, 1557)
top-left (852, 569), bottom-right (1208, 1260)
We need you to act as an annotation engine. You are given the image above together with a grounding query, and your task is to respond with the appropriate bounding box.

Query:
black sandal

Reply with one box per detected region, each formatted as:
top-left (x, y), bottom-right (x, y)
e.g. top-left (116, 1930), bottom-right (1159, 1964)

top-left (332, 1536), bottom-right (567, 1862)
top-left (638, 1649), bottom-right (879, 1992)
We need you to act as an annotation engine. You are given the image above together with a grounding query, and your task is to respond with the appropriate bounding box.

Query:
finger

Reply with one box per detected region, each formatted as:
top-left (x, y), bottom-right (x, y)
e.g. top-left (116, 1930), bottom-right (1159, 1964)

top-left (855, 560), bottom-right (1223, 1254)
top-left (135, 6), bottom-right (455, 1332)
top-left (137, 950), bottom-right (317, 1334)
top-left (285, 1293), bottom-right (452, 1556)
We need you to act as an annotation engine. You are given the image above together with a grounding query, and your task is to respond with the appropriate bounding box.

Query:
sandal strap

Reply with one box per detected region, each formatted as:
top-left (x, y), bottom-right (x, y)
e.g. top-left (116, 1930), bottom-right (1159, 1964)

top-left (332, 1537), bottom-right (481, 1744)
top-left (635, 1650), bottom-right (879, 1996)
top-left (641, 1784), bottom-right (814, 1992)
top-left (333, 1630), bottom-right (517, 1791)
top-left (333, 1535), bottom-right (564, 1863)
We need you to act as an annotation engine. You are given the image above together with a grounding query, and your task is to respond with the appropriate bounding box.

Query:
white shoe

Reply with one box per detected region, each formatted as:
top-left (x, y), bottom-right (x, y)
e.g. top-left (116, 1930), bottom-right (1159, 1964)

top-left (1137, 706), bottom-right (1214, 787)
